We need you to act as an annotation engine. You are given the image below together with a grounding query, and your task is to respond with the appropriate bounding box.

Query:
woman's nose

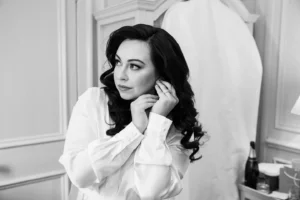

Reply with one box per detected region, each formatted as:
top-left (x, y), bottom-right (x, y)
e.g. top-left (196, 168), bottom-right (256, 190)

top-left (116, 65), bottom-right (128, 81)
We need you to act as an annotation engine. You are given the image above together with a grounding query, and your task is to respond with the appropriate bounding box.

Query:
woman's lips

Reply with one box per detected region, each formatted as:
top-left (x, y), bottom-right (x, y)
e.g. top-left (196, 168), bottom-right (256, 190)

top-left (118, 85), bottom-right (131, 91)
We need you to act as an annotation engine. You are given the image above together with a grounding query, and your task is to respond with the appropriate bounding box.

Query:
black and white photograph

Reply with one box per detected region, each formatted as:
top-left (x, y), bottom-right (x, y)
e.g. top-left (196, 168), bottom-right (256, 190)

top-left (0, 0), bottom-right (300, 200)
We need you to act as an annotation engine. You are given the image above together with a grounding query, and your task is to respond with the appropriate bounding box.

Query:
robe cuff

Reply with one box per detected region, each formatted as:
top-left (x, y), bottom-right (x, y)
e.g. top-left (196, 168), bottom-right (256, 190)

top-left (146, 112), bottom-right (173, 141)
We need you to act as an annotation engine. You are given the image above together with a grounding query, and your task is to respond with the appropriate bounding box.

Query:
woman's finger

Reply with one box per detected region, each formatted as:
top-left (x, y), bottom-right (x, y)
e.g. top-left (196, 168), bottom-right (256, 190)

top-left (156, 81), bottom-right (172, 96)
top-left (141, 102), bottom-right (157, 110)
top-left (156, 80), bottom-right (168, 92)
top-left (138, 94), bottom-right (159, 100)
top-left (135, 95), bottom-right (158, 106)
top-left (155, 84), bottom-right (163, 95)
top-left (143, 98), bottom-right (158, 104)
top-left (159, 80), bottom-right (172, 90)
top-left (157, 81), bottom-right (175, 98)
top-left (159, 80), bottom-right (176, 97)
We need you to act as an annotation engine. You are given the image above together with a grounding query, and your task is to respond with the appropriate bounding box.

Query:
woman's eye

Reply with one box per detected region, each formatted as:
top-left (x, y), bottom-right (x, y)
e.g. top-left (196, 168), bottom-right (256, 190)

top-left (115, 59), bottom-right (121, 66)
top-left (130, 64), bottom-right (140, 70)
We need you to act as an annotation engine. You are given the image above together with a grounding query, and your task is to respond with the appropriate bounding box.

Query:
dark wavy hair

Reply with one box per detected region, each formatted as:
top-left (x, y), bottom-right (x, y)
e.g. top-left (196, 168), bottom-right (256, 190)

top-left (99, 24), bottom-right (206, 163)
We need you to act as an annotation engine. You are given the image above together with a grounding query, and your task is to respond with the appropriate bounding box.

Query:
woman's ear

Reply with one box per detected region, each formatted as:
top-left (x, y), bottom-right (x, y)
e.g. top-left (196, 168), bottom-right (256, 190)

top-left (156, 76), bottom-right (167, 82)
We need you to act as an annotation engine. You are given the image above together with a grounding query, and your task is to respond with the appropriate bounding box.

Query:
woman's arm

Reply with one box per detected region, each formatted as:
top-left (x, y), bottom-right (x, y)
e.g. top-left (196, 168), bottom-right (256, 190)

top-left (133, 112), bottom-right (191, 199)
top-left (59, 88), bottom-right (144, 188)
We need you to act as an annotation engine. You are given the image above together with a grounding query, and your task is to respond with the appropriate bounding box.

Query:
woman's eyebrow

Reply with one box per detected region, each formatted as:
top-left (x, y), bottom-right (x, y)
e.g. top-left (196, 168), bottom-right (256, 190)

top-left (115, 54), bottom-right (121, 60)
top-left (128, 59), bottom-right (145, 65)
top-left (115, 54), bottom-right (145, 65)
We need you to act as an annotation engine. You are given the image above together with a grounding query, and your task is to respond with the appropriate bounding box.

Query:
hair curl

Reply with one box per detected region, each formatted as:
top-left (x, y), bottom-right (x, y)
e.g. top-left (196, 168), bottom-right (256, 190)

top-left (100, 24), bottom-right (206, 163)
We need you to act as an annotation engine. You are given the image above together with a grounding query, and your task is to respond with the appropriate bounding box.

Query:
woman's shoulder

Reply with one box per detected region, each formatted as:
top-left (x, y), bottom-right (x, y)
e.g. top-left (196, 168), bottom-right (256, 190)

top-left (78, 87), bottom-right (107, 103)
top-left (76, 87), bottom-right (109, 126)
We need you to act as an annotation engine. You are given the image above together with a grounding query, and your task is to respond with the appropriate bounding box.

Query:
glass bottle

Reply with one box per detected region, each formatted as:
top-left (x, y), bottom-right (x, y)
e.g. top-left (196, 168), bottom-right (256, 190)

top-left (245, 141), bottom-right (259, 189)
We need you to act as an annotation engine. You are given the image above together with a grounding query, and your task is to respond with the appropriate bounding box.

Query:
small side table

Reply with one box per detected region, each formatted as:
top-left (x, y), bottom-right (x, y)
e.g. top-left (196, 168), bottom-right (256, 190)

top-left (238, 184), bottom-right (277, 200)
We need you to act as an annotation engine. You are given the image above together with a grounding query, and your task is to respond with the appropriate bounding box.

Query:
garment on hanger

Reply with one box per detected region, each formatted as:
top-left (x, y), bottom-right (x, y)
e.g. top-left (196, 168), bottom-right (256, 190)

top-left (162, 0), bottom-right (262, 199)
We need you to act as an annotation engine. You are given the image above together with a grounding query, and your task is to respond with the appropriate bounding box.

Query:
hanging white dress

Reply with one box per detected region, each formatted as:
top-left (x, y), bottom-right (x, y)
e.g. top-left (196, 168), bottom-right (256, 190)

top-left (162, 0), bottom-right (262, 200)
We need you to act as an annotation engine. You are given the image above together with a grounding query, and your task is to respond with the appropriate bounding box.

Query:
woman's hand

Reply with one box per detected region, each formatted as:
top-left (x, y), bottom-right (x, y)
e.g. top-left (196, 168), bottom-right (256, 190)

top-left (131, 94), bottom-right (159, 133)
top-left (151, 80), bottom-right (179, 117)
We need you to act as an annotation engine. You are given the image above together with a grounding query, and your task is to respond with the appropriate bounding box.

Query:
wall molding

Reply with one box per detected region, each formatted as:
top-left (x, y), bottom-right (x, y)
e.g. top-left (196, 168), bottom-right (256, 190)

top-left (61, 174), bottom-right (70, 200)
top-left (272, 157), bottom-right (292, 165)
top-left (57, 0), bottom-right (68, 134)
top-left (95, 0), bottom-right (165, 21)
top-left (151, 0), bottom-right (178, 21)
top-left (76, 0), bottom-right (95, 95)
top-left (266, 138), bottom-right (300, 154)
top-left (0, 132), bottom-right (65, 150)
top-left (94, 0), bottom-right (179, 22)
top-left (0, 170), bottom-right (66, 190)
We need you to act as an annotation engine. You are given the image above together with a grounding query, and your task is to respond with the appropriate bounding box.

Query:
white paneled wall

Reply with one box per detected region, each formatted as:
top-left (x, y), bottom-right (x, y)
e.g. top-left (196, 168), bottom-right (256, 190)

top-left (255, 0), bottom-right (300, 163)
top-left (0, 0), bottom-right (61, 140)
top-left (0, 178), bottom-right (63, 200)
top-left (0, 0), bottom-right (77, 199)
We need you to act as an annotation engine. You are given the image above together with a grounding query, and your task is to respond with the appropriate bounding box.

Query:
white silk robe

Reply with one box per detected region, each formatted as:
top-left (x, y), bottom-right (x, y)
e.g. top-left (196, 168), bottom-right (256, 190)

top-left (59, 87), bottom-right (194, 200)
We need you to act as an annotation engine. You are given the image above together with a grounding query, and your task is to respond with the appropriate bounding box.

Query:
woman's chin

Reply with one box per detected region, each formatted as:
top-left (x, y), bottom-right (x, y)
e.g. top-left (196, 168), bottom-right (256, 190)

top-left (119, 92), bottom-right (136, 100)
top-left (118, 89), bottom-right (153, 100)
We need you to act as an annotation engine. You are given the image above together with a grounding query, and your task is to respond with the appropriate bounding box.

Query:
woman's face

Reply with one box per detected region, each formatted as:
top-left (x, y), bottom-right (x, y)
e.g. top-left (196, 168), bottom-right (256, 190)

top-left (113, 39), bottom-right (159, 100)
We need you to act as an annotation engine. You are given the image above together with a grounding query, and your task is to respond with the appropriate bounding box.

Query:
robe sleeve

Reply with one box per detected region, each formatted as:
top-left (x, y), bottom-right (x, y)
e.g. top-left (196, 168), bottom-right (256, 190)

top-left (133, 112), bottom-right (192, 199)
top-left (59, 88), bottom-right (144, 188)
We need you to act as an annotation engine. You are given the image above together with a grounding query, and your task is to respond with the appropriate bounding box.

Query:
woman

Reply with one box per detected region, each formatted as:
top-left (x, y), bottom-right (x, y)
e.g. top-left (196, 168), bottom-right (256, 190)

top-left (59, 24), bottom-right (205, 200)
